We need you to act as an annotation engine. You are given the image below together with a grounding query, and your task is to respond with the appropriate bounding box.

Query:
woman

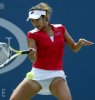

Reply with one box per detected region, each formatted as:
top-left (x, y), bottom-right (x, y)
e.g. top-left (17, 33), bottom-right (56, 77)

top-left (10, 2), bottom-right (94, 100)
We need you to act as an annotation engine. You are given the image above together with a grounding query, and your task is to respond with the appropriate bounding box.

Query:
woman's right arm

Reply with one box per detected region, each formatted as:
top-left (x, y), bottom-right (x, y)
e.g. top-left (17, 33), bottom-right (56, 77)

top-left (27, 38), bottom-right (37, 62)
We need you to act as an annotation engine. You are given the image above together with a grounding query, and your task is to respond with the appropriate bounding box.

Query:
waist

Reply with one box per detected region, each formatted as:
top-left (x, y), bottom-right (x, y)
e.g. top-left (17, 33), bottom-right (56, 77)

top-left (33, 64), bottom-right (63, 70)
top-left (32, 56), bottom-right (63, 70)
top-left (31, 67), bottom-right (66, 80)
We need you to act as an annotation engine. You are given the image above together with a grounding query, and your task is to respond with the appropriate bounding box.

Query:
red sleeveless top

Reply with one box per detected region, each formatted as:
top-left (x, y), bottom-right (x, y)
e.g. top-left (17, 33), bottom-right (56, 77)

top-left (27, 24), bottom-right (65, 70)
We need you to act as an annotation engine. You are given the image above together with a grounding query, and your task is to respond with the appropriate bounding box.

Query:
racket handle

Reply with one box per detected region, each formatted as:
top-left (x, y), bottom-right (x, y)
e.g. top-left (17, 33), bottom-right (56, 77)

top-left (21, 50), bottom-right (30, 54)
top-left (21, 48), bottom-right (35, 54)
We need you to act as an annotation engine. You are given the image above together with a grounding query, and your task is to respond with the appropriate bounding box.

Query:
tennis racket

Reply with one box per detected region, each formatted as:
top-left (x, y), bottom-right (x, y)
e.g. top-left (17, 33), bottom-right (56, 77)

top-left (0, 42), bottom-right (34, 68)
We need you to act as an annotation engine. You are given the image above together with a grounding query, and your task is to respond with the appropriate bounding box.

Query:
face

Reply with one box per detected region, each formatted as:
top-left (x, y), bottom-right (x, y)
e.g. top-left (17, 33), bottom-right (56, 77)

top-left (30, 16), bottom-right (47, 30)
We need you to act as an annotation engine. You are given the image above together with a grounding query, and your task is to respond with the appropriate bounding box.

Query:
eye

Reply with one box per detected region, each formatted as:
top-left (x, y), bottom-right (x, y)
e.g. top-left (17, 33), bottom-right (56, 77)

top-left (36, 18), bottom-right (40, 21)
top-left (31, 18), bottom-right (39, 22)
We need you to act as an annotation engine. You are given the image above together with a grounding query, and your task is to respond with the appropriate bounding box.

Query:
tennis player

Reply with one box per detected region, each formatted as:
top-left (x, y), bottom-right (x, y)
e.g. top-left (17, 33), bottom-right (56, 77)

top-left (10, 2), bottom-right (94, 100)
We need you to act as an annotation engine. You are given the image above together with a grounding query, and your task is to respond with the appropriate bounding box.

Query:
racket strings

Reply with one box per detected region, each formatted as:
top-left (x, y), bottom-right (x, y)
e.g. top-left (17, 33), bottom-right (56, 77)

top-left (0, 53), bottom-right (9, 65)
top-left (0, 43), bottom-right (10, 65)
top-left (0, 42), bottom-right (31, 68)
top-left (9, 46), bottom-right (22, 55)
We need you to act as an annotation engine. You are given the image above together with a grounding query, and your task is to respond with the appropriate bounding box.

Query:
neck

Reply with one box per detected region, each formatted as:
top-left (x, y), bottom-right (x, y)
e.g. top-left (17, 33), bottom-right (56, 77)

top-left (42, 23), bottom-right (54, 36)
top-left (43, 23), bottom-right (51, 33)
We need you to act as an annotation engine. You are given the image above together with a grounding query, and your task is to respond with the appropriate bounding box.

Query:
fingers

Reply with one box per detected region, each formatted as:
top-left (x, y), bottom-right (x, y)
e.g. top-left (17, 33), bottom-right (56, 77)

top-left (30, 48), bottom-right (36, 51)
top-left (29, 48), bottom-right (36, 55)
top-left (79, 38), bottom-right (94, 46)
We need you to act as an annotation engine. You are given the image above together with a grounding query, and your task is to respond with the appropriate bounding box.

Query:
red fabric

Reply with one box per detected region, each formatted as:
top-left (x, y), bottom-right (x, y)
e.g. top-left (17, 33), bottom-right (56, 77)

top-left (27, 24), bottom-right (66, 70)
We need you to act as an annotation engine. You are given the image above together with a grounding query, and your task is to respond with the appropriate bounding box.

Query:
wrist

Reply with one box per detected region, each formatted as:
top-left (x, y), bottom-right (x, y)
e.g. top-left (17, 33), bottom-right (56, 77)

top-left (78, 38), bottom-right (85, 46)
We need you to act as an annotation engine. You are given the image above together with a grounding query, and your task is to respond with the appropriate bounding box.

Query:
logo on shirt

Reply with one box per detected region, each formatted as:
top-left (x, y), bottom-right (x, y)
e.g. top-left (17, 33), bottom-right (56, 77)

top-left (55, 32), bottom-right (61, 36)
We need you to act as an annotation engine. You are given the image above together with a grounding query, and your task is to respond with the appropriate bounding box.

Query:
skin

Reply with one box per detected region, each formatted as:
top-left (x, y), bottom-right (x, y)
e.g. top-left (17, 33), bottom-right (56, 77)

top-left (10, 15), bottom-right (94, 100)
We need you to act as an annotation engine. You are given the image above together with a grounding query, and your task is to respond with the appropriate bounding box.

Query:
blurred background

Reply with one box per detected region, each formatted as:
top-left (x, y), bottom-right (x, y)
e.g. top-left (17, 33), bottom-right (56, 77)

top-left (0, 0), bottom-right (95, 100)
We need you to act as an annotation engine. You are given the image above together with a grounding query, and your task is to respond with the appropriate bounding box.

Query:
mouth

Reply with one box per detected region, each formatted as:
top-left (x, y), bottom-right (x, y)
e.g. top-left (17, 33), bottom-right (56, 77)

top-left (36, 26), bottom-right (39, 28)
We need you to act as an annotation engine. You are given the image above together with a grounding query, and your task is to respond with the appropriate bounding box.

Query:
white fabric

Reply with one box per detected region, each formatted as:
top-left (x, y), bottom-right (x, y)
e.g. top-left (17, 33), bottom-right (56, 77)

top-left (27, 10), bottom-right (46, 21)
top-left (37, 78), bottom-right (54, 95)
top-left (31, 67), bottom-right (66, 80)
top-left (50, 36), bottom-right (54, 42)
top-left (27, 67), bottom-right (67, 95)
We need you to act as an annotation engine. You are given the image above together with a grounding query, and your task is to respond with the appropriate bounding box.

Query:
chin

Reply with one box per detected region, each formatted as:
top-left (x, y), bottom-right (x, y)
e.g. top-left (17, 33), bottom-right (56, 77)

top-left (37, 27), bottom-right (43, 30)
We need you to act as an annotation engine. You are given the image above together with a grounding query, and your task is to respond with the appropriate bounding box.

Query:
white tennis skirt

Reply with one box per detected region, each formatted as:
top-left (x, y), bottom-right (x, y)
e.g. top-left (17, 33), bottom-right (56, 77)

top-left (26, 67), bottom-right (67, 95)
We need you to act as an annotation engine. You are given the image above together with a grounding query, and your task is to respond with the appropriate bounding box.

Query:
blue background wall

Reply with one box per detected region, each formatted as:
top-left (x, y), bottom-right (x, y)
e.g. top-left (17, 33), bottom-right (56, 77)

top-left (0, 0), bottom-right (95, 100)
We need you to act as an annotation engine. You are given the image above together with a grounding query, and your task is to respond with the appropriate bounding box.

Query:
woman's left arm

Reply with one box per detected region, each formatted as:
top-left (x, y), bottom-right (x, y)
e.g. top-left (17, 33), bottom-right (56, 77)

top-left (64, 29), bottom-right (94, 52)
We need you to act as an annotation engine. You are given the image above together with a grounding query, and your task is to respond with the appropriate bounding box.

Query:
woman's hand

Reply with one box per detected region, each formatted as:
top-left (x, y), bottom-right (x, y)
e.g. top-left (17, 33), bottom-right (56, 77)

top-left (73, 38), bottom-right (94, 52)
top-left (78, 38), bottom-right (94, 46)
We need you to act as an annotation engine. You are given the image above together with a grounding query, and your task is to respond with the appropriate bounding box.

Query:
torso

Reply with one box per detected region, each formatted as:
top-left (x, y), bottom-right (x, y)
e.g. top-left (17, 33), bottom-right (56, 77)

top-left (27, 24), bottom-right (66, 70)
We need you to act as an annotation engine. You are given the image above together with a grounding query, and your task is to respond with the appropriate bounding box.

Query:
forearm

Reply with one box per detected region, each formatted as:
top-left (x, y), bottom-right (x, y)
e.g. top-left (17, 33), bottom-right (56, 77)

top-left (28, 51), bottom-right (36, 63)
top-left (73, 40), bottom-right (83, 52)
top-left (64, 29), bottom-right (94, 52)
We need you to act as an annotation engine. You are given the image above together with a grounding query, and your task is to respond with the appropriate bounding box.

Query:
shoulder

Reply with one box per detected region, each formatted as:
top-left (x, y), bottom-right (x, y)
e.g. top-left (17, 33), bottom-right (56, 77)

top-left (51, 24), bottom-right (65, 28)
top-left (51, 24), bottom-right (66, 30)
top-left (27, 28), bottom-right (40, 39)
top-left (51, 24), bottom-right (66, 32)
top-left (28, 28), bottom-right (40, 34)
top-left (27, 28), bottom-right (41, 38)
top-left (51, 24), bottom-right (63, 27)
